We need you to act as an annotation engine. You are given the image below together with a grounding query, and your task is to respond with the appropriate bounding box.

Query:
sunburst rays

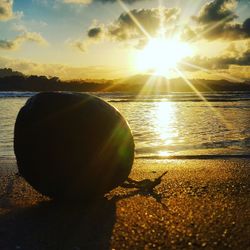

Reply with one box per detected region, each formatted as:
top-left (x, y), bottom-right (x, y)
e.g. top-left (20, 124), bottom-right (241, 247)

top-left (111, 0), bottom-right (241, 133)
top-left (117, 0), bottom-right (151, 40)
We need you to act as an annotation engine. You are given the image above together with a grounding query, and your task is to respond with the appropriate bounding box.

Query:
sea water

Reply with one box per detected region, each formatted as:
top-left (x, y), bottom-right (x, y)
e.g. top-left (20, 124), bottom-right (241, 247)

top-left (0, 91), bottom-right (250, 159)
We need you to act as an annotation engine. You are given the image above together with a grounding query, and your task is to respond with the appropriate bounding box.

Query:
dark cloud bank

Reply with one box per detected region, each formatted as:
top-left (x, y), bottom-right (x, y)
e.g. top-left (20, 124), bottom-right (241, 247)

top-left (86, 0), bottom-right (250, 43)
top-left (87, 7), bottom-right (180, 42)
top-left (190, 0), bottom-right (250, 40)
top-left (0, 0), bottom-right (14, 21)
top-left (183, 47), bottom-right (250, 71)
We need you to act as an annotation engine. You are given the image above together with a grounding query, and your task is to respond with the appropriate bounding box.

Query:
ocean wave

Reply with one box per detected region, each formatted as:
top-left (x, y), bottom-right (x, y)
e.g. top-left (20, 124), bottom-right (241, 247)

top-left (1, 91), bottom-right (250, 159)
top-left (1, 91), bottom-right (250, 102)
top-left (109, 98), bottom-right (250, 103)
top-left (0, 92), bottom-right (36, 98)
top-left (135, 154), bottom-right (250, 160)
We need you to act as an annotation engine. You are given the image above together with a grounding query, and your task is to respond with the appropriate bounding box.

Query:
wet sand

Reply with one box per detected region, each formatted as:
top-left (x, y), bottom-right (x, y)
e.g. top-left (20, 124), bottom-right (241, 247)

top-left (0, 158), bottom-right (249, 249)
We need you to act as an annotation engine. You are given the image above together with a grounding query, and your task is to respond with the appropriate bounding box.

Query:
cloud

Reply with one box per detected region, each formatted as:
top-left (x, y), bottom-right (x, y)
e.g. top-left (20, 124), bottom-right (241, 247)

top-left (0, 56), bottom-right (132, 79)
top-left (182, 44), bottom-right (250, 71)
top-left (72, 7), bottom-right (180, 52)
top-left (190, 0), bottom-right (250, 40)
top-left (106, 8), bottom-right (180, 40)
top-left (64, 0), bottom-right (147, 5)
top-left (64, 0), bottom-right (92, 4)
top-left (88, 7), bottom-right (180, 40)
top-left (228, 65), bottom-right (250, 79)
top-left (242, 18), bottom-right (250, 36)
top-left (0, 32), bottom-right (48, 50)
top-left (196, 17), bottom-right (250, 40)
top-left (70, 39), bottom-right (89, 52)
top-left (0, 0), bottom-right (15, 20)
top-left (193, 0), bottom-right (238, 24)
top-left (88, 27), bottom-right (102, 38)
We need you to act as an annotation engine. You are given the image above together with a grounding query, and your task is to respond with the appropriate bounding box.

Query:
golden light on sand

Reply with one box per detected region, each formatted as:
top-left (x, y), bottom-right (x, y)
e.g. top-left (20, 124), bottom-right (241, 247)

top-left (136, 38), bottom-right (193, 76)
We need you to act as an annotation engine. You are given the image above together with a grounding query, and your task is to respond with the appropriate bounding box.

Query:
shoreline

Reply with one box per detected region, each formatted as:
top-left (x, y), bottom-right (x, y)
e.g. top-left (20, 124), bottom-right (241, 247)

top-left (0, 158), bottom-right (249, 249)
top-left (2, 152), bottom-right (250, 161)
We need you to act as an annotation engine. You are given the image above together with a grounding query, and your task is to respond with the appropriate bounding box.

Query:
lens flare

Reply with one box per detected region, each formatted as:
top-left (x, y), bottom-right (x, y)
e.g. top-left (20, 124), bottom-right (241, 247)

top-left (136, 38), bottom-right (193, 75)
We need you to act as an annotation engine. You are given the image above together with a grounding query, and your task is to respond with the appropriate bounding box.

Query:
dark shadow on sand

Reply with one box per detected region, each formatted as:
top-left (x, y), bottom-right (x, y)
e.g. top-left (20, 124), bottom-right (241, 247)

top-left (0, 198), bottom-right (117, 250)
top-left (0, 172), bottom-right (168, 249)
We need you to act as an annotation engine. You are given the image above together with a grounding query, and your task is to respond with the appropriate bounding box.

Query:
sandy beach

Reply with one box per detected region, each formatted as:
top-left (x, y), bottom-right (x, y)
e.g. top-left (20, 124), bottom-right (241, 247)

top-left (0, 158), bottom-right (249, 249)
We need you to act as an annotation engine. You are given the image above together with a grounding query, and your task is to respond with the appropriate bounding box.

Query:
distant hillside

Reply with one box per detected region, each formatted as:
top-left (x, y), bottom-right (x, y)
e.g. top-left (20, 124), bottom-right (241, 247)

top-left (114, 74), bottom-right (250, 92)
top-left (0, 70), bottom-right (250, 92)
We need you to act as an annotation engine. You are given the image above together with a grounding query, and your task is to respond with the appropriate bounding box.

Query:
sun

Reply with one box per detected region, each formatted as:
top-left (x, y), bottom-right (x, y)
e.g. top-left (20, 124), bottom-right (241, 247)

top-left (136, 38), bottom-right (193, 75)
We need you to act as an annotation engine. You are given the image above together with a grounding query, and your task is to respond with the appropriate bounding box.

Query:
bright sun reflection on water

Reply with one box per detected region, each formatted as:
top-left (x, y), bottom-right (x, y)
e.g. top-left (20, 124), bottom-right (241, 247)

top-left (152, 102), bottom-right (178, 156)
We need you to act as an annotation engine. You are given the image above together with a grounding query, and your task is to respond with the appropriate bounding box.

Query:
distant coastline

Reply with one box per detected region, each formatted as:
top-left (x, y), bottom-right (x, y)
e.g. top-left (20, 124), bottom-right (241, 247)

top-left (1, 68), bottom-right (250, 93)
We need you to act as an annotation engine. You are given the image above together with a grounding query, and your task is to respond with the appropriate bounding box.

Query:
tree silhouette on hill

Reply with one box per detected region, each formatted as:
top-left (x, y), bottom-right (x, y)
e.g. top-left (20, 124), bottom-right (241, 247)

top-left (0, 68), bottom-right (250, 92)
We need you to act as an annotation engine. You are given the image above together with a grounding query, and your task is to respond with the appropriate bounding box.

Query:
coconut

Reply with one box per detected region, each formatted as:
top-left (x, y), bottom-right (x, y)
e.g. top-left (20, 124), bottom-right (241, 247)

top-left (14, 92), bottom-right (134, 200)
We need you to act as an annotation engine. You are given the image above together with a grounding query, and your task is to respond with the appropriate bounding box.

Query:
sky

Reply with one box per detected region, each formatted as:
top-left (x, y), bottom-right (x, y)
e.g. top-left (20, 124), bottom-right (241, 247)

top-left (0, 0), bottom-right (249, 80)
